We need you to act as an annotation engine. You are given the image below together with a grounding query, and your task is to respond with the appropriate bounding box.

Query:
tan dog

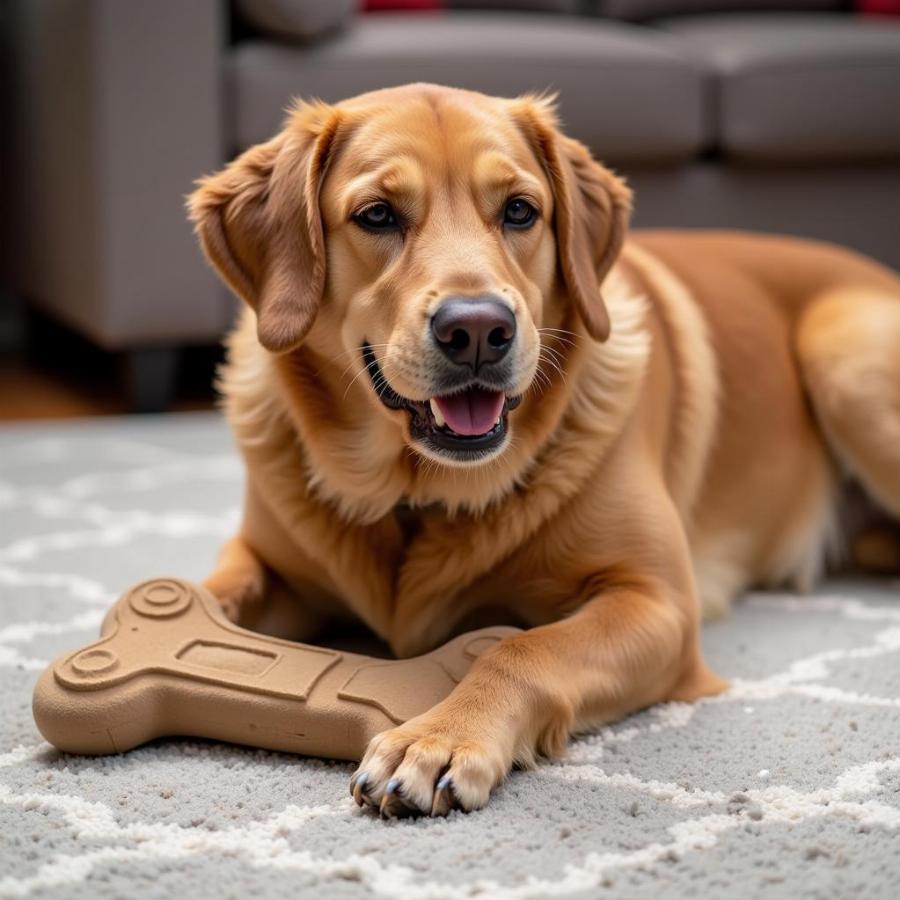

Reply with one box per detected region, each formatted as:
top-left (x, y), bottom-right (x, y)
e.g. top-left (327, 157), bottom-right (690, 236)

top-left (188, 83), bottom-right (900, 817)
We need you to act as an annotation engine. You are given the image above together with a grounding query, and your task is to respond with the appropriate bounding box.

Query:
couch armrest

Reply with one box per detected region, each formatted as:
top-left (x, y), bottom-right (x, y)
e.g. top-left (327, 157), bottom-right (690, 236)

top-left (11, 0), bottom-right (228, 348)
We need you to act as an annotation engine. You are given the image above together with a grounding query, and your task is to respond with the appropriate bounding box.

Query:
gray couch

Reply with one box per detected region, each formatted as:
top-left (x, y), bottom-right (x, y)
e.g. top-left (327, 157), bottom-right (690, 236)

top-left (6, 0), bottom-right (900, 408)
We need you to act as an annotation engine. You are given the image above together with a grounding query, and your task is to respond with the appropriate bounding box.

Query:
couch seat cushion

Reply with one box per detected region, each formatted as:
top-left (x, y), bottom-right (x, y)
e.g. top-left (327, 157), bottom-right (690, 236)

top-left (229, 12), bottom-right (705, 164)
top-left (660, 13), bottom-right (900, 162)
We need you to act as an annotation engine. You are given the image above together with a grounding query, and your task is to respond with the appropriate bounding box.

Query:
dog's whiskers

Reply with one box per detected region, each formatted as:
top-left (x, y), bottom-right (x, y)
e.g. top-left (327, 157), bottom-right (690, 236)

top-left (538, 348), bottom-right (567, 385)
top-left (538, 326), bottom-right (580, 339)
top-left (342, 357), bottom-right (382, 401)
top-left (528, 366), bottom-right (552, 398)
top-left (538, 337), bottom-right (570, 356)
top-left (538, 328), bottom-right (579, 350)
top-left (333, 343), bottom-right (391, 383)
top-left (539, 345), bottom-right (568, 368)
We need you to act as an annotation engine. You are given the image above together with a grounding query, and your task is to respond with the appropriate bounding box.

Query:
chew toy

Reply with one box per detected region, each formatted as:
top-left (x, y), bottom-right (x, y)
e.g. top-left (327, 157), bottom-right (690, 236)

top-left (32, 578), bottom-right (518, 761)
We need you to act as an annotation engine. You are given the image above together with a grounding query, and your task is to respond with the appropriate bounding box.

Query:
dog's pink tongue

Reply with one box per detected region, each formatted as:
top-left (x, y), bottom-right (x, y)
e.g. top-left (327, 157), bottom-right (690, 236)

top-left (434, 389), bottom-right (505, 436)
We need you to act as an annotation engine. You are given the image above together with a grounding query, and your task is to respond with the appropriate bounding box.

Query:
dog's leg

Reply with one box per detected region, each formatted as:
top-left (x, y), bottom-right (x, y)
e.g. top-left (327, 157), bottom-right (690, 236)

top-left (203, 535), bottom-right (267, 626)
top-left (352, 566), bottom-right (726, 817)
top-left (851, 525), bottom-right (900, 573)
top-left (797, 286), bottom-right (900, 523)
top-left (204, 535), bottom-right (329, 640)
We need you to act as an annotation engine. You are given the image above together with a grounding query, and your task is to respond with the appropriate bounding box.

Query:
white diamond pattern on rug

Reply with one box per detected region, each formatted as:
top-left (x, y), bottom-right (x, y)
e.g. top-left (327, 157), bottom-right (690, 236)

top-left (0, 414), bottom-right (899, 899)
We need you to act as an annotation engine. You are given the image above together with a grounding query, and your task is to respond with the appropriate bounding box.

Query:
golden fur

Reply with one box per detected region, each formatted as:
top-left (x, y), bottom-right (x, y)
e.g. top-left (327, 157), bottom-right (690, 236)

top-left (188, 84), bottom-right (900, 817)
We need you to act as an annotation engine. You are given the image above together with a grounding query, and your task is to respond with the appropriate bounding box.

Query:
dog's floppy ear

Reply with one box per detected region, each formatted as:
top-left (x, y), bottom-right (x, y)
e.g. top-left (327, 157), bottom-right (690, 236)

top-left (188, 101), bottom-right (341, 353)
top-left (512, 97), bottom-right (632, 342)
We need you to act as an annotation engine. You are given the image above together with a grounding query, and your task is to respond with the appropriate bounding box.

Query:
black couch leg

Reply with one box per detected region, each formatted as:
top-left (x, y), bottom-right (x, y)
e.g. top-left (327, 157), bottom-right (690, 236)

top-left (125, 347), bottom-right (179, 413)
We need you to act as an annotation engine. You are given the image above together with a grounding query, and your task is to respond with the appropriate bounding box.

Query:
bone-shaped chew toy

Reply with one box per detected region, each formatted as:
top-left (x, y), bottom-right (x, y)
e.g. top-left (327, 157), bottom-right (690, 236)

top-left (32, 578), bottom-right (519, 761)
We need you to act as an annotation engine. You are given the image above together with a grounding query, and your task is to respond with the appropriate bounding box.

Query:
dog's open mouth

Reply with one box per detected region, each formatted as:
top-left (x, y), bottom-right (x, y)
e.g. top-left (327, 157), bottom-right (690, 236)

top-left (362, 343), bottom-right (521, 458)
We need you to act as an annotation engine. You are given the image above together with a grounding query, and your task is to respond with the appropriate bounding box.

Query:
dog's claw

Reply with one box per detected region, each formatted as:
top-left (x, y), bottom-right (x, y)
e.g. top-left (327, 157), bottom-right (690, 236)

top-left (379, 793), bottom-right (400, 819)
top-left (349, 771), bottom-right (364, 791)
top-left (350, 771), bottom-right (370, 806)
top-left (379, 778), bottom-right (410, 818)
top-left (351, 771), bottom-right (368, 789)
top-left (431, 776), bottom-right (457, 817)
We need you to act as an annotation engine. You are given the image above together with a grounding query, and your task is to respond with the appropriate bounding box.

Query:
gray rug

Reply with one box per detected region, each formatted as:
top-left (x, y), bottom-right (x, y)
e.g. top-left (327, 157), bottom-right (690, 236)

top-left (1, 413), bottom-right (899, 899)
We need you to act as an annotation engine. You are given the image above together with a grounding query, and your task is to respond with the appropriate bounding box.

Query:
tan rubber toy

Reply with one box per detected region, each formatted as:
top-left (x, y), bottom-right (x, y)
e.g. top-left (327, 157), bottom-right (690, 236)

top-left (32, 578), bottom-right (518, 761)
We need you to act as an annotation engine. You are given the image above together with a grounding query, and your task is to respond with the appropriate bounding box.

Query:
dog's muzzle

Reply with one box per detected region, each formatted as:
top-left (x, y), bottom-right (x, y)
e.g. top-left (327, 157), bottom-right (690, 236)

top-left (361, 342), bottom-right (521, 461)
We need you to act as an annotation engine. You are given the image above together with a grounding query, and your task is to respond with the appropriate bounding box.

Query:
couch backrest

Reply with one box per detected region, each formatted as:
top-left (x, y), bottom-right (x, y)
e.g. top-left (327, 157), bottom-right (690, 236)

top-left (234, 0), bottom-right (355, 41)
top-left (449, 1), bottom-right (581, 11)
top-left (234, 0), bottom-right (848, 45)
top-left (597, 0), bottom-right (844, 21)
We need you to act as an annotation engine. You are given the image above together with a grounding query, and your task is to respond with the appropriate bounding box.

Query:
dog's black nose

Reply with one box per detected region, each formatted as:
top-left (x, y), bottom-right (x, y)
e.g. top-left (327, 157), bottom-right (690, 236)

top-left (431, 296), bottom-right (516, 370)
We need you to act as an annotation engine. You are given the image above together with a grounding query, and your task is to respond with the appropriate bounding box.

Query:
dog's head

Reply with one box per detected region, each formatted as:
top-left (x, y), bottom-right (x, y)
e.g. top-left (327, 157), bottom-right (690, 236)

top-left (189, 84), bottom-right (631, 468)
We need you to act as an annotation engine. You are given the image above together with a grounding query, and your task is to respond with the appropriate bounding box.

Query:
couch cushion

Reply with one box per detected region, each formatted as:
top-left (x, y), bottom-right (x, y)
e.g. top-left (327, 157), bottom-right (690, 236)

top-left (599, 1), bottom-right (840, 22)
top-left (659, 13), bottom-right (900, 162)
top-left (229, 13), bottom-right (705, 164)
top-left (627, 162), bottom-right (900, 270)
top-left (235, 0), bottom-right (355, 42)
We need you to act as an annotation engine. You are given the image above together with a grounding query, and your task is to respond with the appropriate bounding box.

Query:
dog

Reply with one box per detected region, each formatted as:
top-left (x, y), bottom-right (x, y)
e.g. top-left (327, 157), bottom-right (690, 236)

top-left (188, 83), bottom-right (900, 817)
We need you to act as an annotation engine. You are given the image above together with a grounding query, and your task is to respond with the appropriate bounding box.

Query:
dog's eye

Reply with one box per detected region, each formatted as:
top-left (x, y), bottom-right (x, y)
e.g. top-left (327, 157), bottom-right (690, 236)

top-left (354, 202), bottom-right (398, 231)
top-left (503, 198), bottom-right (538, 229)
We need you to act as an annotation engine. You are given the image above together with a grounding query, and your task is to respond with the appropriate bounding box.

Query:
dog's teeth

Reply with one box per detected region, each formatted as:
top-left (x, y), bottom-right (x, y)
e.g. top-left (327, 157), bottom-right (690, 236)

top-left (495, 416), bottom-right (501, 427)
top-left (429, 398), bottom-right (445, 428)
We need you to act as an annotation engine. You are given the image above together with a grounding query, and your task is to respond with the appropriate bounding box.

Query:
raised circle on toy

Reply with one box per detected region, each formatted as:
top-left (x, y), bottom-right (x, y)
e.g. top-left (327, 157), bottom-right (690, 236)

top-left (71, 647), bottom-right (119, 676)
top-left (128, 578), bottom-right (194, 619)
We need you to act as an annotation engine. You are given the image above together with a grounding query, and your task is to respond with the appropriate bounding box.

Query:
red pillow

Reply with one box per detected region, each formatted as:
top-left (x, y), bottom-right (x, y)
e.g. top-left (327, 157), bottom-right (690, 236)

top-left (362, 0), bottom-right (445, 10)
top-left (856, 0), bottom-right (900, 14)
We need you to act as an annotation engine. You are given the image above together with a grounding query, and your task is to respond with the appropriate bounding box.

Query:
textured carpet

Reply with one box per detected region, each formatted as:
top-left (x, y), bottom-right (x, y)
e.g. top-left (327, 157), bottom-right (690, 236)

top-left (1, 413), bottom-right (899, 899)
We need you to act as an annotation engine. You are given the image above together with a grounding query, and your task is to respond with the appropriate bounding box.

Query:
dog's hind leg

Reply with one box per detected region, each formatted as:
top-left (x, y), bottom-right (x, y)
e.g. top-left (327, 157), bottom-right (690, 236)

top-left (796, 285), bottom-right (900, 537)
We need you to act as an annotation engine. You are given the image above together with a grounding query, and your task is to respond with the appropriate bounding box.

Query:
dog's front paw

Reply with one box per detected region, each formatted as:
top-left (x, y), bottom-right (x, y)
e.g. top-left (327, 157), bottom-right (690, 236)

top-left (203, 574), bottom-right (265, 626)
top-left (350, 711), bottom-right (511, 818)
